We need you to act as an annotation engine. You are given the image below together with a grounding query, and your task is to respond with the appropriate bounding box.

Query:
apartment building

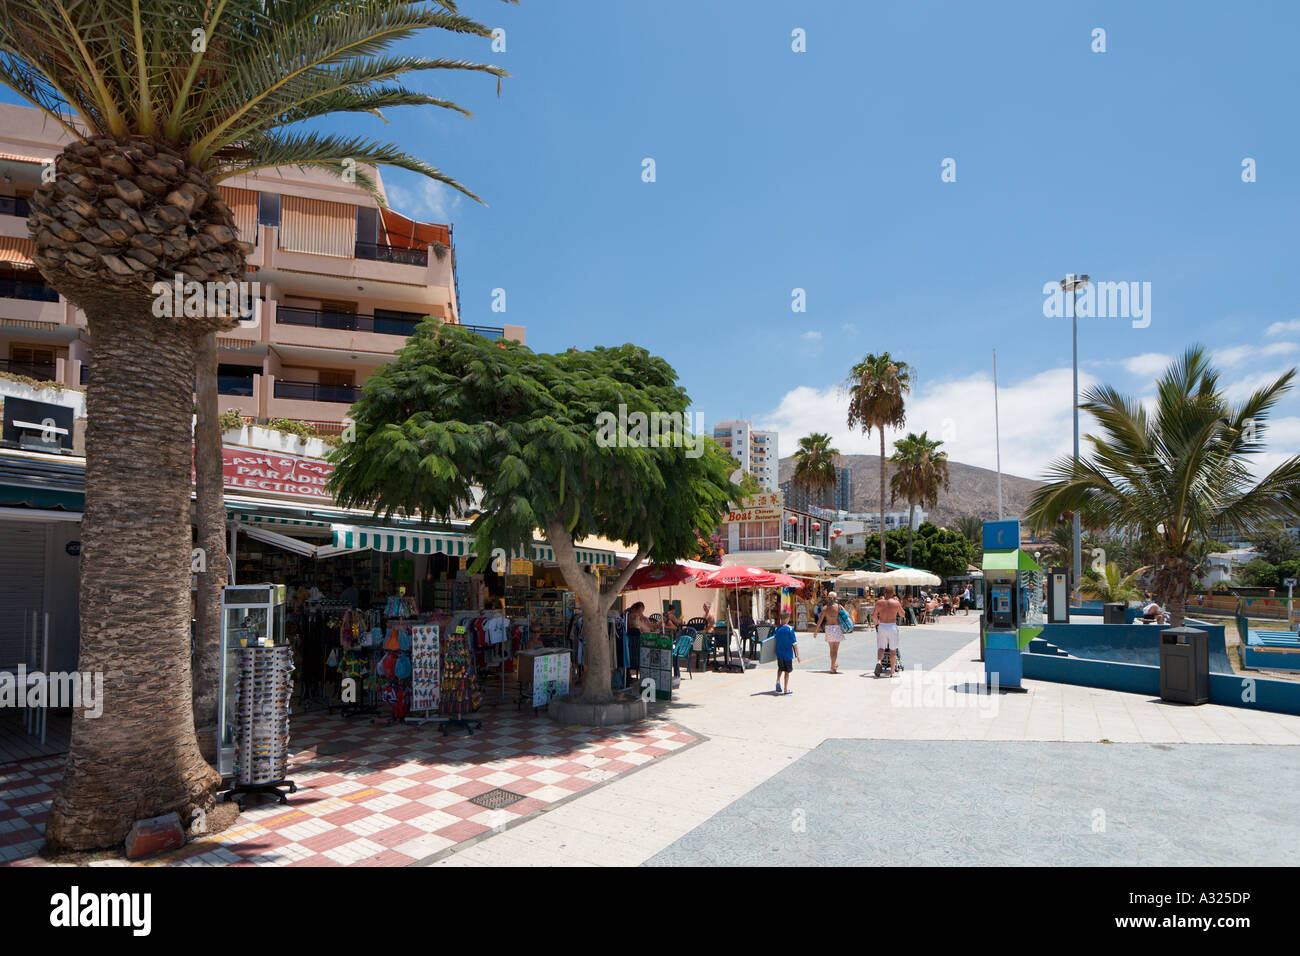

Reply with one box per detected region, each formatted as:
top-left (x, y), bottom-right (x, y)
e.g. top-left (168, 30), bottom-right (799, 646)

top-left (780, 466), bottom-right (852, 513)
top-left (0, 102), bottom-right (523, 432)
top-left (711, 419), bottom-right (778, 492)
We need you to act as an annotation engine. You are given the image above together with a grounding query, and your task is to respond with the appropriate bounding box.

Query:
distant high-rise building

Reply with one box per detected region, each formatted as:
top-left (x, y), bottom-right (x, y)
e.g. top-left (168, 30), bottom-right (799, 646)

top-left (712, 420), bottom-right (778, 492)
top-left (780, 466), bottom-right (851, 513)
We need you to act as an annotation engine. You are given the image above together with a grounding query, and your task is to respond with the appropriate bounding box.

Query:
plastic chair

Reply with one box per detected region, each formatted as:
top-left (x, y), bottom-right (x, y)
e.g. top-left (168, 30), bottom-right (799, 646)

top-left (673, 630), bottom-right (696, 679)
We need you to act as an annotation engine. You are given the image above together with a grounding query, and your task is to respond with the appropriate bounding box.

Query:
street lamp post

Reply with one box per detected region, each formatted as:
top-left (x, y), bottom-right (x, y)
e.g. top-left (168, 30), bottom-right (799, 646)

top-left (1060, 273), bottom-right (1090, 595)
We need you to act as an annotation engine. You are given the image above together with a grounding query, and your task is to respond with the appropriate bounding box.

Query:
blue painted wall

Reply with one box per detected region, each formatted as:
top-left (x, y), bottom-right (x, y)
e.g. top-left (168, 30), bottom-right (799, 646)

top-left (1036, 621), bottom-right (1232, 673)
top-left (1022, 651), bottom-right (1300, 716)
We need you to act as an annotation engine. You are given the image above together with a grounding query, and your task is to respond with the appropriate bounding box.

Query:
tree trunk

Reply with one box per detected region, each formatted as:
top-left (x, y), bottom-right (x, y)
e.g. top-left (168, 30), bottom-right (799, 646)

top-left (44, 310), bottom-right (221, 852)
top-left (543, 519), bottom-right (647, 706)
top-left (192, 332), bottom-right (226, 736)
top-left (906, 502), bottom-right (915, 567)
top-left (879, 431), bottom-right (887, 572)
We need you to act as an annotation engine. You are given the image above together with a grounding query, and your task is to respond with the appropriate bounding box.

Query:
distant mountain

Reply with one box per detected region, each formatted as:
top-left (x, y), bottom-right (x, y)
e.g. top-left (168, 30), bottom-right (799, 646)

top-left (779, 454), bottom-right (1044, 527)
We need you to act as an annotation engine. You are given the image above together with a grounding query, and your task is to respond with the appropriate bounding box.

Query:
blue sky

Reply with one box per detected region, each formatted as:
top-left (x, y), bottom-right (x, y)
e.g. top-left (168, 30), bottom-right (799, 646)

top-left (376, 0), bottom-right (1300, 479)
top-left (12, 1), bottom-right (1300, 479)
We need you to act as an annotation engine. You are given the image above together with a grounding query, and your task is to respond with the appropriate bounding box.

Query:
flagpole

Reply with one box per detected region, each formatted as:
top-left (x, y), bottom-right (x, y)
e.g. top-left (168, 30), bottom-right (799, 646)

top-left (993, 349), bottom-right (1003, 519)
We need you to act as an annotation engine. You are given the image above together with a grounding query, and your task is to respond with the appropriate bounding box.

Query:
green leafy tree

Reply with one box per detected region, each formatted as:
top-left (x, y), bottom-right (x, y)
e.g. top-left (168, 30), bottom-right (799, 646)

top-left (888, 431), bottom-right (950, 567)
top-left (1078, 562), bottom-right (1145, 603)
top-left (950, 514), bottom-right (983, 547)
top-left (329, 326), bottom-right (739, 704)
top-left (1250, 522), bottom-right (1300, 565)
top-left (1026, 347), bottom-right (1300, 625)
top-left (791, 433), bottom-right (840, 508)
top-left (855, 522), bottom-right (974, 580)
top-left (0, 0), bottom-right (510, 852)
top-left (1238, 558), bottom-right (1280, 590)
top-left (845, 352), bottom-right (912, 573)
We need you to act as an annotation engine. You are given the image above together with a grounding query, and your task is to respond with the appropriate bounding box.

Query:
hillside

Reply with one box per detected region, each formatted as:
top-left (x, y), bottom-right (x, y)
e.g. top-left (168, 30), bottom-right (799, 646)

top-left (778, 454), bottom-right (1043, 527)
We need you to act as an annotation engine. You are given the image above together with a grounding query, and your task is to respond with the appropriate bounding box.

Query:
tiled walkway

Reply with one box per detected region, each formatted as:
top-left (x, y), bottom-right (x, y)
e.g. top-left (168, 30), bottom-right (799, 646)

top-left (0, 707), bottom-right (698, 866)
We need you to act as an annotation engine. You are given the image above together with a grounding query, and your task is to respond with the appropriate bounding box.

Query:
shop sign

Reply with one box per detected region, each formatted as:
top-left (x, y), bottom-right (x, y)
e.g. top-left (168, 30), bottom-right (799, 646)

top-left (204, 446), bottom-right (335, 501)
top-left (65, 540), bottom-right (81, 557)
top-left (510, 558), bottom-right (533, 575)
top-left (724, 490), bottom-right (783, 523)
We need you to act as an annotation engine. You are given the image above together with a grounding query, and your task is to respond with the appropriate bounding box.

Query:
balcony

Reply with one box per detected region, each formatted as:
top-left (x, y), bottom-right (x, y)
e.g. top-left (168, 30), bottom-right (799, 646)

top-left (460, 324), bottom-right (504, 341)
top-left (0, 358), bottom-right (55, 381)
top-left (218, 374), bottom-right (256, 397)
top-left (0, 196), bottom-right (31, 218)
top-left (354, 241), bottom-right (428, 268)
top-left (273, 379), bottom-right (361, 404)
top-left (276, 305), bottom-right (427, 338)
top-left (0, 278), bottom-right (59, 302)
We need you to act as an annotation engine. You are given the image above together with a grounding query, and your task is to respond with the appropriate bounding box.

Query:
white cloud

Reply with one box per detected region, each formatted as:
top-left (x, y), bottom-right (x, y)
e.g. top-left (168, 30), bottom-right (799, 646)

top-left (1121, 352), bottom-right (1173, 377)
top-left (759, 366), bottom-right (1098, 480)
top-left (1222, 366), bottom-right (1298, 404)
top-left (1267, 320), bottom-right (1300, 337)
top-left (384, 177), bottom-right (461, 223)
top-left (801, 330), bottom-right (822, 342)
top-left (1252, 416), bottom-right (1300, 478)
top-left (841, 322), bottom-right (859, 334)
top-left (1214, 342), bottom-right (1298, 367)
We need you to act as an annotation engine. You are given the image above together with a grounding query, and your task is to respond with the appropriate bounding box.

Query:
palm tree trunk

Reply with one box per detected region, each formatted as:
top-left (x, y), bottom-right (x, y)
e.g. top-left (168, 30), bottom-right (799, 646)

top-left (45, 309), bottom-right (221, 852)
top-left (192, 332), bottom-right (226, 741)
top-left (879, 431), bottom-right (887, 572)
top-left (906, 502), bottom-right (915, 567)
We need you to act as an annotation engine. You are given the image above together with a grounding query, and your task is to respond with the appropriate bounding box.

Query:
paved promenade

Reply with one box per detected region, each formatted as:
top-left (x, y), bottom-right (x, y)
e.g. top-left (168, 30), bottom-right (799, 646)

top-left (427, 615), bottom-right (1300, 866)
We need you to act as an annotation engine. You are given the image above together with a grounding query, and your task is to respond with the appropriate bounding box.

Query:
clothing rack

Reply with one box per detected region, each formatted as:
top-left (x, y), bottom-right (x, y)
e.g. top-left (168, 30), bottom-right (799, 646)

top-left (445, 611), bottom-right (528, 704)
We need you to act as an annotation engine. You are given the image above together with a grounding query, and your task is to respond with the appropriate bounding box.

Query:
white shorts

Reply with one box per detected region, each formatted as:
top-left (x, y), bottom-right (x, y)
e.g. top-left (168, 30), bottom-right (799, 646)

top-left (877, 623), bottom-right (899, 650)
top-left (824, 625), bottom-right (843, 644)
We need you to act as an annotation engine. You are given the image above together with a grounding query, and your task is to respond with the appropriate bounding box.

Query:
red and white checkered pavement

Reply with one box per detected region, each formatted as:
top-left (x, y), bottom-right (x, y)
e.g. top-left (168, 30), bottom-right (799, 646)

top-left (0, 708), bottom-right (697, 867)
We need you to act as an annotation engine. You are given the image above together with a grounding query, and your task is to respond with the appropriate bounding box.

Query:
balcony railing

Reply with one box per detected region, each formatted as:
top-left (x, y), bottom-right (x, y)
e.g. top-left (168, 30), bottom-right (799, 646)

top-left (460, 324), bottom-right (504, 341)
top-left (273, 379), bottom-right (361, 404)
top-left (276, 306), bottom-right (425, 337)
top-left (0, 279), bottom-right (59, 302)
top-left (0, 358), bottom-right (56, 381)
top-left (0, 195), bottom-right (31, 217)
top-left (218, 375), bottom-right (256, 397)
top-left (354, 240), bottom-right (428, 268)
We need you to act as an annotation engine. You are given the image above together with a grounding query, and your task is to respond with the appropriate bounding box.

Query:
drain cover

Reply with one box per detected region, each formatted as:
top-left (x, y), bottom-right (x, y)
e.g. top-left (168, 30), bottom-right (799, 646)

top-left (315, 741), bottom-right (357, 756)
top-left (469, 787), bottom-right (524, 810)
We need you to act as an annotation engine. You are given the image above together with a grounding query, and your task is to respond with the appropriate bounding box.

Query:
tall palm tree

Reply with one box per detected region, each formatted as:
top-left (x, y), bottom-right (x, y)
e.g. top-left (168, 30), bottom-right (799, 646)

top-left (0, 0), bottom-right (509, 852)
top-left (846, 352), bottom-right (912, 571)
top-left (888, 431), bottom-right (949, 566)
top-left (1026, 347), bottom-right (1300, 626)
top-left (791, 432), bottom-right (840, 510)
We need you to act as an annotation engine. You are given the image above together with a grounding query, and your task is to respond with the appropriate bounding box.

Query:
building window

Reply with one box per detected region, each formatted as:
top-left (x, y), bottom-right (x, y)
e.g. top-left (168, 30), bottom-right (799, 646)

top-left (258, 192), bottom-right (281, 227)
top-left (738, 520), bottom-right (779, 552)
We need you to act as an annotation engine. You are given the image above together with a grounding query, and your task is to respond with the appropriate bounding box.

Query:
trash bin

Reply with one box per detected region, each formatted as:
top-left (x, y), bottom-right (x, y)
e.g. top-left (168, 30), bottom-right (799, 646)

top-left (1104, 602), bottom-right (1126, 624)
top-left (1159, 626), bottom-right (1209, 705)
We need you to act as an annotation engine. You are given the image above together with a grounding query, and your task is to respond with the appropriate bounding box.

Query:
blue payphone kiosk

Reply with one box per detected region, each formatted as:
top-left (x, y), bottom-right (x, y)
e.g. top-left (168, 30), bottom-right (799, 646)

top-left (980, 520), bottom-right (1044, 692)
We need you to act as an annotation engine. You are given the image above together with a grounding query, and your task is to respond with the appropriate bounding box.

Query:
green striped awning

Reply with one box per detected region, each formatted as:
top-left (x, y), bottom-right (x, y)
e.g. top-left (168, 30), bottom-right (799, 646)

top-left (326, 524), bottom-right (614, 566)
top-left (237, 514), bottom-right (332, 530)
top-left (331, 524), bottom-right (473, 555)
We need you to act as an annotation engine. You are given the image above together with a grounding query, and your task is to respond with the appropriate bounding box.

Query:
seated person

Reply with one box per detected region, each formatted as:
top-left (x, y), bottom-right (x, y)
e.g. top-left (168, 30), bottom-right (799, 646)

top-left (1141, 600), bottom-right (1169, 625)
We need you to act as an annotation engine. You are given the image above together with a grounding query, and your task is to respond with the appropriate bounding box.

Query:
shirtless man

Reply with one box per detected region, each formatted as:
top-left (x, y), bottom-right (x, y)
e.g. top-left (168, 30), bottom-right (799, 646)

top-left (873, 586), bottom-right (904, 677)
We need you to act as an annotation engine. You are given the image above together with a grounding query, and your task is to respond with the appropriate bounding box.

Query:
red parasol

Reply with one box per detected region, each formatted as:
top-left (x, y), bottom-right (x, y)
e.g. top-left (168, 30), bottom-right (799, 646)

top-left (762, 572), bottom-right (802, 588)
top-left (694, 565), bottom-right (772, 588)
top-left (622, 562), bottom-right (698, 592)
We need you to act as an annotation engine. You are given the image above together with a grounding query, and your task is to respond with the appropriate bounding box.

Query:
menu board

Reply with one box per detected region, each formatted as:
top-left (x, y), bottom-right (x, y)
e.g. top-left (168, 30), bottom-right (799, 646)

top-left (410, 625), bottom-right (440, 711)
top-left (639, 632), bottom-right (673, 701)
top-left (531, 649), bottom-right (571, 709)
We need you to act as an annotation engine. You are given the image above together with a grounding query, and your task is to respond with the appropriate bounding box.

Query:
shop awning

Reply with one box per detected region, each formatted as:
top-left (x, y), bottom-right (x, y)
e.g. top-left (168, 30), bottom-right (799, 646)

top-left (0, 236), bottom-right (37, 269)
top-left (982, 549), bottom-right (1041, 572)
top-left (331, 523), bottom-right (472, 555)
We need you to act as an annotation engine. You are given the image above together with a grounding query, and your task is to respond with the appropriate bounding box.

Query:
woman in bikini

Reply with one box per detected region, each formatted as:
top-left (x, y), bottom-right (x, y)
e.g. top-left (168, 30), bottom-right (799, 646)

top-left (812, 590), bottom-right (846, 674)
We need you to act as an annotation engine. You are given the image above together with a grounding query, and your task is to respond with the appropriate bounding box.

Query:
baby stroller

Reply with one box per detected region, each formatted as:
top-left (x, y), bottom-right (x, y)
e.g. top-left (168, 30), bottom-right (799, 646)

top-left (873, 647), bottom-right (904, 677)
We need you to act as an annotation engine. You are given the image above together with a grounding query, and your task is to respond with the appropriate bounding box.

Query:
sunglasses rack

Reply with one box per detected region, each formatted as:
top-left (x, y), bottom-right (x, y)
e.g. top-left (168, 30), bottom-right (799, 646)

top-left (223, 644), bottom-right (298, 809)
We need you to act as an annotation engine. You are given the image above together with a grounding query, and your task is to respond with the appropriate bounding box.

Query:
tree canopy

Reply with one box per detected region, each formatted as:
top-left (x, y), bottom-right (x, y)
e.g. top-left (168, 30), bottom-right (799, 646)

top-left (852, 521), bottom-right (976, 581)
top-left (329, 322), bottom-right (739, 574)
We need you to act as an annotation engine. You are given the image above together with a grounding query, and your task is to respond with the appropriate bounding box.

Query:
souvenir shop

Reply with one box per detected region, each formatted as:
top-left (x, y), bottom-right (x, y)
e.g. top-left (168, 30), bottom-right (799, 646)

top-left (226, 513), bottom-right (622, 721)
